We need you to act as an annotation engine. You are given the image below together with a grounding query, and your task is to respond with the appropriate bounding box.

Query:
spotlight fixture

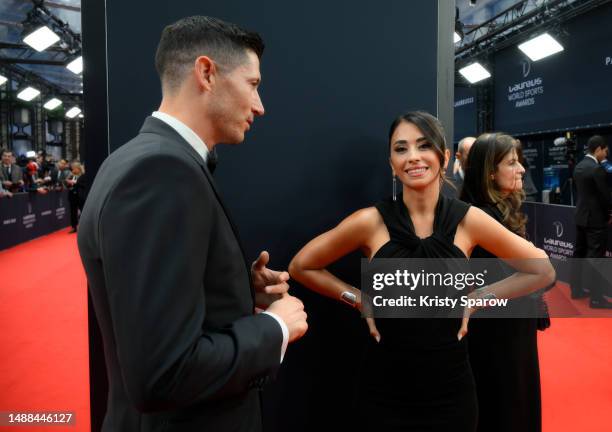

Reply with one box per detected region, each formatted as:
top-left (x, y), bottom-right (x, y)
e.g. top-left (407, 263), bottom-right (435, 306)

top-left (65, 106), bottom-right (81, 118)
top-left (66, 56), bottom-right (83, 75)
top-left (23, 25), bottom-right (60, 52)
top-left (17, 86), bottom-right (41, 102)
top-left (78, 113), bottom-right (84, 119)
top-left (459, 62), bottom-right (491, 83)
top-left (454, 7), bottom-right (464, 44)
top-left (43, 98), bottom-right (62, 110)
top-left (518, 33), bottom-right (564, 61)
top-left (0, 74), bottom-right (7, 86)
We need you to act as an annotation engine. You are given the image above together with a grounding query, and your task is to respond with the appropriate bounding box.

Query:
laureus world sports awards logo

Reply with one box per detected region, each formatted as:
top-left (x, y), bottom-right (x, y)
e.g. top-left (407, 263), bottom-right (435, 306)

top-left (553, 221), bottom-right (564, 237)
top-left (522, 58), bottom-right (531, 78)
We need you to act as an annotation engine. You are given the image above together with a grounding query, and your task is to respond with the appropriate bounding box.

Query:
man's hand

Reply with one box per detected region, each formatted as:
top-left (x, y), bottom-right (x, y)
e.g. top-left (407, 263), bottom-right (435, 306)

top-left (266, 295), bottom-right (308, 343)
top-left (2, 181), bottom-right (11, 188)
top-left (252, 251), bottom-right (290, 309)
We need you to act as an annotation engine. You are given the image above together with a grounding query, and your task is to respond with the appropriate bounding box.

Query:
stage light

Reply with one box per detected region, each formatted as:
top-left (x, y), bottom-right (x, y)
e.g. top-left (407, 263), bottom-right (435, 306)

top-left (17, 86), bottom-right (41, 101)
top-left (0, 74), bottom-right (7, 86)
top-left (78, 114), bottom-right (84, 119)
top-left (454, 8), bottom-right (464, 44)
top-left (65, 106), bottom-right (81, 118)
top-left (66, 56), bottom-right (83, 75)
top-left (459, 62), bottom-right (491, 83)
top-left (518, 33), bottom-right (564, 61)
top-left (23, 25), bottom-right (60, 52)
top-left (43, 98), bottom-right (62, 110)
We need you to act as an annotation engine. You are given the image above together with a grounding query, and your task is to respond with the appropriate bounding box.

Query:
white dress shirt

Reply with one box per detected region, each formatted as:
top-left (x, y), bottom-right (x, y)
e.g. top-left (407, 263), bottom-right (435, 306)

top-left (585, 153), bottom-right (599, 164)
top-left (151, 111), bottom-right (289, 362)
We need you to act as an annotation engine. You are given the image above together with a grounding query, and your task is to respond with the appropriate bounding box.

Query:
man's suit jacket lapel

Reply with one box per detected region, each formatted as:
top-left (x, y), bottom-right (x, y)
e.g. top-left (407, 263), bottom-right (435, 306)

top-left (139, 117), bottom-right (256, 300)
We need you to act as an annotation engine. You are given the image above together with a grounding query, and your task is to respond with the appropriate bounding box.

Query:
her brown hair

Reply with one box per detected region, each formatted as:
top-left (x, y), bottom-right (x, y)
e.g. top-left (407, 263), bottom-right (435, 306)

top-left (460, 132), bottom-right (527, 237)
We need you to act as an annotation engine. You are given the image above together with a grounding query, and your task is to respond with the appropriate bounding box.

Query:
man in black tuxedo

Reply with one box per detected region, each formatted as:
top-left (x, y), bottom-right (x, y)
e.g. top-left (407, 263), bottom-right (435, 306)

top-left (78, 16), bottom-right (308, 431)
top-left (571, 135), bottom-right (612, 308)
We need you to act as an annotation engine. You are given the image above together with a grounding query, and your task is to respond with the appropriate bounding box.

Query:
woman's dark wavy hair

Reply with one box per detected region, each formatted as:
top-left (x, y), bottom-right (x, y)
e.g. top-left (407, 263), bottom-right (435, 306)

top-left (460, 132), bottom-right (527, 237)
top-left (388, 111), bottom-right (449, 184)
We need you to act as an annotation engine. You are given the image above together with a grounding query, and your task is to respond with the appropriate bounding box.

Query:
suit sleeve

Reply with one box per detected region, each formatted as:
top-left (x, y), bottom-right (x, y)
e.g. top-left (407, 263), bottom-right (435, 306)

top-left (98, 151), bottom-right (282, 412)
top-left (13, 165), bottom-right (23, 183)
top-left (594, 165), bottom-right (612, 214)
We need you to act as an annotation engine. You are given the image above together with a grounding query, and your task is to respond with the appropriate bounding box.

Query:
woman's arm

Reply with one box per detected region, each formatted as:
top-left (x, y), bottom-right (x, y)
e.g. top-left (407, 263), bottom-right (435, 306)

top-left (289, 207), bottom-right (384, 309)
top-left (463, 206), bottom-right (555, 297)
top-left (457, 206), bottom-right (556, 339)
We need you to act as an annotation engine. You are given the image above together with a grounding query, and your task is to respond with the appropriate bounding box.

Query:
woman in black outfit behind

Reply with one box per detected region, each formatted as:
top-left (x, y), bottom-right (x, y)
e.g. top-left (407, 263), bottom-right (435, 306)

top-left (461, 133), bottom-right (548, 432)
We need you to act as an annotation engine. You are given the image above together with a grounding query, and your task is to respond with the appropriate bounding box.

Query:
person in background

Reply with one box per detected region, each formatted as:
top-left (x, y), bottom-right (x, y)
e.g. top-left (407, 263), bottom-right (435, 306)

top-left (571, 135), bottom-right (612, 308)
top-left (50, 159), bottom-right (71, 190)
top-left (0, 149), bottom-right (24, 193)
top-left (24, 154), bottom-right (48, 194)
top-left (461, 132), bottom-right (547, 432)
top-left (66, 161), bottom-right (87, 233)
top-left (444, 136), bottom-right (475, 198)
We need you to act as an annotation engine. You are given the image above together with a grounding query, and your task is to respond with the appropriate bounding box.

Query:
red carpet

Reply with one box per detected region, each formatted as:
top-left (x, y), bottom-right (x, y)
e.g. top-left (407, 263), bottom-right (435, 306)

top-left (0, 229), bottom-right (611, 431)
top-left (539, 318), bottom-right (612, 432)
top-left (0, 228), bottom-right (89, 432)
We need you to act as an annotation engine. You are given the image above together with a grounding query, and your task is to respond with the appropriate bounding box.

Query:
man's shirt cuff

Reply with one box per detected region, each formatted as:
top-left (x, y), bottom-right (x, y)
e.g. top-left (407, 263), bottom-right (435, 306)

top-left (261, 311), bottom-right (289, 363)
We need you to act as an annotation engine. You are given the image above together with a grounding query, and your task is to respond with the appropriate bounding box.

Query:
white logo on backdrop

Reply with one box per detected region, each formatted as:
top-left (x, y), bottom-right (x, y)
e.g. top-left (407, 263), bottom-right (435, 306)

top-left (553, 221), bottom-right (564, 237)
top-left (454, 97), bottom-right (475, 108)
top-left (606, 56), bottom-right (611, 66)
top-left (522, 59), bottom-right (531, 77)
top-left (507, 59), bottom-right (543, 108)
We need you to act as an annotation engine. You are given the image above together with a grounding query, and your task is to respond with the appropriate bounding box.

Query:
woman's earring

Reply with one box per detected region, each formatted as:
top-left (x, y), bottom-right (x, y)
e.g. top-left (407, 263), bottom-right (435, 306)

top-left (392, 175), bottom-right (397, 201)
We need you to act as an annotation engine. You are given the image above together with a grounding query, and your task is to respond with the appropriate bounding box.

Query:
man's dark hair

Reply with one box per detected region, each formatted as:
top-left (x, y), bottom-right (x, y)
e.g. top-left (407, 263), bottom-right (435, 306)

top-left (587, 135), bottom-right (607, 154)
top-left (155, 16), bottom-right (264, 93)
top-left (1, 148), bottom-right (12, 157)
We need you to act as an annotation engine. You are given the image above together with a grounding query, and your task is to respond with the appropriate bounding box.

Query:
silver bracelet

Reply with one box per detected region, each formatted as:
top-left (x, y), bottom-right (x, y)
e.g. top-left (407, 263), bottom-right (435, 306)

top-left (340, 291), bottom-right (357, 308)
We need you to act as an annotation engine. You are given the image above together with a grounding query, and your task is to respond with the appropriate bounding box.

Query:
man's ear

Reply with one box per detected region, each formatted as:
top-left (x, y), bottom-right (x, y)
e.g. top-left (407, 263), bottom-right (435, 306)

top-left (194, 56), bottom-right (216, 91)
top-left (444, 149), bottom-right (451, 170)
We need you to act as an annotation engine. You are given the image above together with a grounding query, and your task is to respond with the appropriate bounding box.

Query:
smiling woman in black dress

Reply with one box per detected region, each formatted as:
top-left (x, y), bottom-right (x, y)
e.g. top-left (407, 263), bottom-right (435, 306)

top-left (289, 112), bottom-right (554, 431)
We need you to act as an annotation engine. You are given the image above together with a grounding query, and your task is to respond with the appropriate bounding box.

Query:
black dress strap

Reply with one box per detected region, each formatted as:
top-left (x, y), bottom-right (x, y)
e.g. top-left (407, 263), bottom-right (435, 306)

top-left (374, 197), bottom-right (419, 245)
top-left (435, 194), bottom-right (470, 241)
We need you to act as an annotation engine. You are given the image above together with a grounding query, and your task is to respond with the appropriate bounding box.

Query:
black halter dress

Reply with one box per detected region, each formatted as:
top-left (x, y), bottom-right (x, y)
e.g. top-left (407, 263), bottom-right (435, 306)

top-left (356, 194), bottom-right (478, 432)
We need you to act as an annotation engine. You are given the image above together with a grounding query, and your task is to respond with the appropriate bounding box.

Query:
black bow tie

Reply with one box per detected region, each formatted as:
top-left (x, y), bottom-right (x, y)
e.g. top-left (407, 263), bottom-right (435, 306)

top-left (206, 149), bottom-right (218, 174)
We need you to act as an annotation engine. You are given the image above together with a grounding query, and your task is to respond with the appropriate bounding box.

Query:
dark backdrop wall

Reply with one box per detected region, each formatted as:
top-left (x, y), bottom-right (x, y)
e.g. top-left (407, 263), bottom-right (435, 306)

top-left (454, 86), bottom-right (477, 143)
top-left (82, 1), bottom-right (454, 431)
